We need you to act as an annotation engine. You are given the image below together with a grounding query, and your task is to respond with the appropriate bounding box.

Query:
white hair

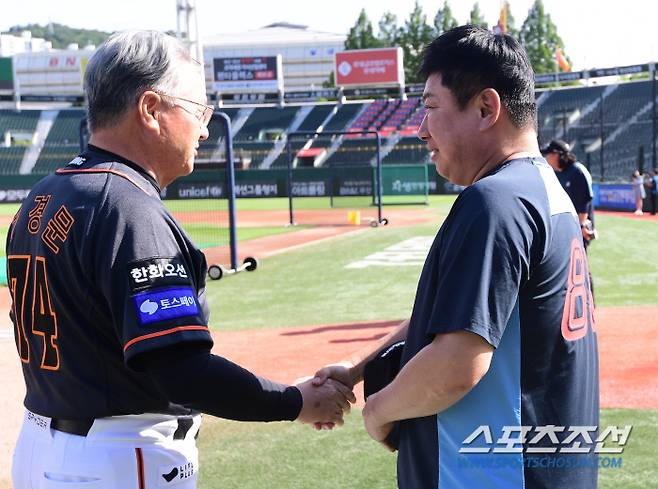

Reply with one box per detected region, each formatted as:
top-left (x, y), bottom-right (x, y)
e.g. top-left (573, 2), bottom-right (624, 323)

top-left (84, 30), bottom-right (202, 131)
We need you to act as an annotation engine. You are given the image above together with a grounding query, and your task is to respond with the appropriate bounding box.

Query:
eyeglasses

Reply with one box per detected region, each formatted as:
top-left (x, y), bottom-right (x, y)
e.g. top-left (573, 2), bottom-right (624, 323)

top-left (156, 91), bottom-right (214, 127)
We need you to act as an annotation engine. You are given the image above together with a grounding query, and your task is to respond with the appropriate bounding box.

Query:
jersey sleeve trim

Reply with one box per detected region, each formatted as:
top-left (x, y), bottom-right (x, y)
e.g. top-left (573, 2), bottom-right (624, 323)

top-left (55, 168), bottom-right (150, 195)
top-left (124, 325), bottom-right (210, 352)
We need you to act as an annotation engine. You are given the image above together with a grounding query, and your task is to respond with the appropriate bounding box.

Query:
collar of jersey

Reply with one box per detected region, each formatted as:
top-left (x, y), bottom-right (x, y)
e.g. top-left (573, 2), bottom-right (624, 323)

top-left (81, 144), bottom-right (161, 193)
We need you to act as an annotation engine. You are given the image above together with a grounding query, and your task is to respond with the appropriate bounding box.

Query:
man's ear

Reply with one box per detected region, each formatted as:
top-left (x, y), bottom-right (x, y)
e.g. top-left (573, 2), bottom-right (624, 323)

top-left (477, 88), bottom-right (501, 131)
top-left (138, 90), bottom-right (162, 132)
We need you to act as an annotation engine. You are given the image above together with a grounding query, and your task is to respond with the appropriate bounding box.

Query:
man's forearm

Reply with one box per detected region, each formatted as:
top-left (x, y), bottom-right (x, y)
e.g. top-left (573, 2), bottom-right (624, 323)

top-left (365, 331), bottom-right (493, 424)
top-left (347, 319), bottom-right (409, 384)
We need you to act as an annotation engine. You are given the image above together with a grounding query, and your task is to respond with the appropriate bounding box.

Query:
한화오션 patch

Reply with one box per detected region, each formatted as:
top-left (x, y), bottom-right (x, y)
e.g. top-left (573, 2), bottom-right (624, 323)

top-left (127, 257), bottom-right (191, 292)
top-left (133, 286), bottom-right (199, 325)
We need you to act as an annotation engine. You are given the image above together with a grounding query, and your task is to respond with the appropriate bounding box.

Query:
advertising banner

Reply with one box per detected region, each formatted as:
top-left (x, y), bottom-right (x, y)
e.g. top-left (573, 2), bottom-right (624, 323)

top-left (212, 56), bottom-right (283, 93)
top-left (335, 48), bottom-right (404, 87)
top-left (593, 183), bottom-right (636, 210)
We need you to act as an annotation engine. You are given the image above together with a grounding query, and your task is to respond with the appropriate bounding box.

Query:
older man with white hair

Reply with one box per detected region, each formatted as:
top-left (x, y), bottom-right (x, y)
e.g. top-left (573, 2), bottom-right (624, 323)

top-left (7, 30), bottom-right (353, 489)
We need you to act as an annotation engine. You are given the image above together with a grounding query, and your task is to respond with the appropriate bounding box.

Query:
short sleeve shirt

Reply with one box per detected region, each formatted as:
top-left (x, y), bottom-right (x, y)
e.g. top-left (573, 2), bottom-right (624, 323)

top-left (396, 158), bottom-right (599, 489)
top-left (6, 145), bottom-right (213, 419)
top-left (556, 162), bottom-right (594, 219)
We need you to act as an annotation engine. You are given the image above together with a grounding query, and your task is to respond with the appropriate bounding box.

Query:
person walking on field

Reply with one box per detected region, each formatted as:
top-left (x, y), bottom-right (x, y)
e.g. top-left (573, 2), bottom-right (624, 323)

top-left (632, 169), bottom-right (646, 215)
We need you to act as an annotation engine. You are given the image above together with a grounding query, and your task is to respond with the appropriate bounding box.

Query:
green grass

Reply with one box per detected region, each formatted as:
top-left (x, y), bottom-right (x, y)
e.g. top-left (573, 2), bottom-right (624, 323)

top-left (599, 409), bottom-right (658, 488)
top-left (205, 223), bottom-right (438, 331)
top-left (196, 408), bottom-right (658, 489)
top-left (0, 203), bottom-right (20, 217)
top-left (197, 409), bottom-right (397, 489)
top-left (587, 215), bottom-right (658, 307)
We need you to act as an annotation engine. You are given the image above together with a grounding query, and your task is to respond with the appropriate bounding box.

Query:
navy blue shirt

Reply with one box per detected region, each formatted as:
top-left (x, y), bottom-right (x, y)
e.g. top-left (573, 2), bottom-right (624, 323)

top-left (397, 158), bottom-right (599, 489)
top-left (556, 161), bottom-right (594, 225)
top-left (6, 145), bottom-right (213, 419)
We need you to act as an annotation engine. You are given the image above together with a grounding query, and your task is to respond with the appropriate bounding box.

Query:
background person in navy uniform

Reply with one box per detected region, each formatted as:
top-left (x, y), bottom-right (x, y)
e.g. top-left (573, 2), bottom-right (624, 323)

top-left (314, 25), bottom-right (599, 489)
top-left (541, 139), bottom-right (597, 248)
top-left (7, 30), bottom-right (353, 489)
top-left (649, 168), bottom-right (658, 215)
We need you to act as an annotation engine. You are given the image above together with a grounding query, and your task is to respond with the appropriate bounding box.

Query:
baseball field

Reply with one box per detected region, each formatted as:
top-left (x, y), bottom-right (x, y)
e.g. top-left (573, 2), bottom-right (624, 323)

top-left (0, 196), bottom-right (657, 488)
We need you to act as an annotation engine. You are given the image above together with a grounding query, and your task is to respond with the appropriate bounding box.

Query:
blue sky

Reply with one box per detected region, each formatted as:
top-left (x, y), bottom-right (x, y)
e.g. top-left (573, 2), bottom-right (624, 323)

top-left (1, 0), bottom-right (655, 71)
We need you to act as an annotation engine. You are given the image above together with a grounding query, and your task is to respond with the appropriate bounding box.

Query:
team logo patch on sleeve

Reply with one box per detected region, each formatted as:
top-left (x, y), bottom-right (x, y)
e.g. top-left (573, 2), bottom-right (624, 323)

top-left (127, 257), bottom-right (191, 292)
top-left (133, 287), bottom-right (199, 325)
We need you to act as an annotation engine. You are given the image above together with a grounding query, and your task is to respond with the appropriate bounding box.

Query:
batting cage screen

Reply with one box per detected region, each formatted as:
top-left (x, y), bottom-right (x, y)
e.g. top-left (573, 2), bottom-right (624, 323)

top-left (286, 130), bottom-right (386, 226)
top-left (380, 164), bottom-right (429, 205)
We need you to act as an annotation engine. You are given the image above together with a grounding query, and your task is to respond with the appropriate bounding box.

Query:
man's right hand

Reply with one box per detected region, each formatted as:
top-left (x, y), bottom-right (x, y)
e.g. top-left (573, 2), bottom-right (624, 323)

top-left (312, 362), bottom-right (356, 390)
top-left (295, 377), bottom-right (355, 427)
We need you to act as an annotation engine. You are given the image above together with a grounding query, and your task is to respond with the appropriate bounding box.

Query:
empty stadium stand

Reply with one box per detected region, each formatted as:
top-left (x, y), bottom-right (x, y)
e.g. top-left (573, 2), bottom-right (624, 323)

top-left (32, 109), bottom-right (85, 174)
top-left (0, 146), bottom-right (27, 174)
top-left (269, 104), bottom-right (336, 168)
top-left (383, 136), bottom-right (429, 165)
top-left (2, 78), bottom-right (658, 181)
top-left (0, 110), bottom-right (41, 173)
top-left (537, 80), bottom-right (657, 180)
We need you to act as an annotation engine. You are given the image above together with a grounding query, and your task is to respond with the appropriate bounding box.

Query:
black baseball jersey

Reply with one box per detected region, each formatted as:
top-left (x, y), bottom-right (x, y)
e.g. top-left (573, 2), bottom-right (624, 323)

top-left (397, 158), bottom-right (599, 489)
top-left (6, 145), bottom-right (213, 419)
top-left (556, 161), bottom-right (594, 223)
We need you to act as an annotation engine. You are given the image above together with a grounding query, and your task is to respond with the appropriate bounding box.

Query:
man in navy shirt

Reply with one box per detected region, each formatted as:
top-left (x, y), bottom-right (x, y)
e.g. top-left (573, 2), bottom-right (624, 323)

top-left (7, 30), bottom-right (352, 489)
top-left (542, 139), bottom-right (597, 248)
top-left (315, 25), bottom-right (599, 488)
top-left (649, 168), bottom-right (658, 215)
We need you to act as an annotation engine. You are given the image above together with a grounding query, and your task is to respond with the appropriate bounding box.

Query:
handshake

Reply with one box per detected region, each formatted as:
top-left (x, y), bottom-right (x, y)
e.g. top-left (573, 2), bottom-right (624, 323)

top-left (294, 363), bottom-right (356, 430)
top-left (294, 362), bottom-right (398, 452)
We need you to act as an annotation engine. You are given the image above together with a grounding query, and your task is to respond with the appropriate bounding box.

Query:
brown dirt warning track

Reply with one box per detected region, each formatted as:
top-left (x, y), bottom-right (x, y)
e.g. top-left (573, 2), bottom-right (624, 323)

top-left (0, 208), bottom-right (656, 488)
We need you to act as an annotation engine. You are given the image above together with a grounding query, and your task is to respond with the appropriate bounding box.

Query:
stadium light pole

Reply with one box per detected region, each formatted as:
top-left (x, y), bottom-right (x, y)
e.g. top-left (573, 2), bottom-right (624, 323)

top-left (599, 92), bottom-right (605, 182)
top-left (649, 63), bottom-right (658, 168)
top-left (553, 108), bottom-right (575, 142)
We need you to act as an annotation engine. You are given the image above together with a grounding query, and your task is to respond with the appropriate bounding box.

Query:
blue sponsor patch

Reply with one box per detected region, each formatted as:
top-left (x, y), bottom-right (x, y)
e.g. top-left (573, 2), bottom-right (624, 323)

top-left (133, 287), bottom-right (199, 325)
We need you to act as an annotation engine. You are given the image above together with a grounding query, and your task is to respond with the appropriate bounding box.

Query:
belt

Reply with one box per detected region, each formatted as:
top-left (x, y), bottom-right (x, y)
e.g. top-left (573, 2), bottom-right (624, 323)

top-left (51, 416), bottom-right (196, 439)
top-left (50, 418), bottom-right (94, 436)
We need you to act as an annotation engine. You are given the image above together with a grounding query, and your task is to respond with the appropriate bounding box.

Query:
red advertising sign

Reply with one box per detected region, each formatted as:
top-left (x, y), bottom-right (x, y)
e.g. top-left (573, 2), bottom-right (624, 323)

top-left (335, 48), bottom-right (404, 87)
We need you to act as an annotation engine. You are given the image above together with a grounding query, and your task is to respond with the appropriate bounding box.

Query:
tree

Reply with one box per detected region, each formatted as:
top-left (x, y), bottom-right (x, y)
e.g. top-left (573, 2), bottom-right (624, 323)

top-left (378, 11), bottom-right (400, 47)
top-left (400, 1), bottom-right (435, 83)
top-left (519, 0), bottom-right (569, 74)
top-left (345, 9), bottom-right (380, 50)
top-left (322, 71), bottom-right (335, 88)
top-left (469, 2), bottom-right (488, 29)
top-left (433, 1), bottom-right (459, 37)
top-left (5, 23), bottom-right (110, 49)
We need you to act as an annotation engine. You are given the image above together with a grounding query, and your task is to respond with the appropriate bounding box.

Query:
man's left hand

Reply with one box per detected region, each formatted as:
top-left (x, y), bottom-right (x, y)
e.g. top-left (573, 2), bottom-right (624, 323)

top-left (363, 393), bottom-right (397, 452)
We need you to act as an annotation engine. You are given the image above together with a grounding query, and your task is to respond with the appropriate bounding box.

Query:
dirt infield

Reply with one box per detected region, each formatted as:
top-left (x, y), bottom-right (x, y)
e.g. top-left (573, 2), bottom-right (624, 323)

top-left (596, 210), bottom-right (658, 221)
top-left (171, 207), bottom-right (439, 228)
